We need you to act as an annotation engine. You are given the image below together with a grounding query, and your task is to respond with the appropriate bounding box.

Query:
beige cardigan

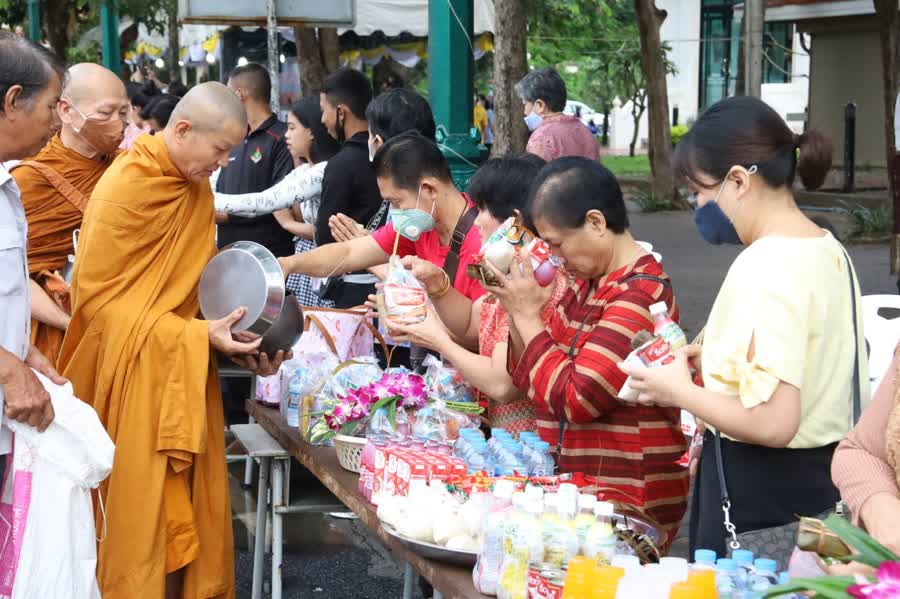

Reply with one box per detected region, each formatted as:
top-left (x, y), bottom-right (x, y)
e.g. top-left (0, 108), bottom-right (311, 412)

top-left (832, 346), bottom-right (900, 523)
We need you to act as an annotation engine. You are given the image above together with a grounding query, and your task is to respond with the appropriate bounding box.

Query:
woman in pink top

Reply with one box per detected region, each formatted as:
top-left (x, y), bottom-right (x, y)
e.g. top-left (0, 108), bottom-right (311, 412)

top-left (515, 67), bottom-right (600, 163)
top-left (832, 345), bottom-right (900, 555)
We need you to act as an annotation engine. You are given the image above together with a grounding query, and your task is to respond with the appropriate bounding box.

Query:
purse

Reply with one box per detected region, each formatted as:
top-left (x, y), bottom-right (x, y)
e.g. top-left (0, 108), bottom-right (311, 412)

top-left (714, 248), bottom-right (863, 568)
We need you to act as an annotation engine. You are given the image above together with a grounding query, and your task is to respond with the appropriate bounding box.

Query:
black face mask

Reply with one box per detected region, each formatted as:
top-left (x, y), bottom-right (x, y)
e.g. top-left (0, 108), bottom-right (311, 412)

top-left (335, 107), bottom-right (345, 145)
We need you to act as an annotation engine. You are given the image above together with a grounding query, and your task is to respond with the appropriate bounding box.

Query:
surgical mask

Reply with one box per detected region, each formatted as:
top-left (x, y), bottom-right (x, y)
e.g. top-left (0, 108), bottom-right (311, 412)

top-left (70, 104), bottom-right (125, 155)
top-left (691, 165), bottom-right (757, 245)
top-left (390, 186), bottom-right (436, 242)
top-left (524, 109), bottom-right (543, 132)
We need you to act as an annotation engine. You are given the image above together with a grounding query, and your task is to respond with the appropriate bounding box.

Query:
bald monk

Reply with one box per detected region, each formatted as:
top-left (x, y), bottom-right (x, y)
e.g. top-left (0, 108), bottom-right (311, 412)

top-left (12, 63), bottom-right (128, 365)
top-left (58, 82), bottom-right (286, 599)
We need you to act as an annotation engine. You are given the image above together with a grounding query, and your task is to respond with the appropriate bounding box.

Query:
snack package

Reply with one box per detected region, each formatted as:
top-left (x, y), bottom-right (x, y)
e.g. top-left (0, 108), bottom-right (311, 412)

top-left (424, 355), bottom-right (476, 404)
top-left (378, 256), bottom-right (428, 325)
top-left (280, 352), bottom-right (341, 433)
top-left (467, 217), bottom-right (556, 288)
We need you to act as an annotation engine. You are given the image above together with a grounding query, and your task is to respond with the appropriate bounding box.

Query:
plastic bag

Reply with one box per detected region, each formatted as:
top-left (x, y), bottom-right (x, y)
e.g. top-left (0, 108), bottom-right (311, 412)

top-left (378, 256), bottom-right (428, 325)
top-left (424, 355), bottom-right (476, 404)
top-left (307, 357), bottom-right (383, 444)
top-left (466, 217), bottom-right (556, 288)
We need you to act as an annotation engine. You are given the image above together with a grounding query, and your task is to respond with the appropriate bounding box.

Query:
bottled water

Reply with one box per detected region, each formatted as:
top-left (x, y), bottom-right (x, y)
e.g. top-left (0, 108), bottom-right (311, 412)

top-left (715, 558), bottom-right (740, 598)
top-left (742, 558), bottom-right (779, 598)
top-left (693, 549), bottom-right (717, 570)
top-left (732, 549), bottom-right (755, 589)
top-left (286, 370), bottom-right (303, 428)
top-left (530, 441), bottom-right (554, 476)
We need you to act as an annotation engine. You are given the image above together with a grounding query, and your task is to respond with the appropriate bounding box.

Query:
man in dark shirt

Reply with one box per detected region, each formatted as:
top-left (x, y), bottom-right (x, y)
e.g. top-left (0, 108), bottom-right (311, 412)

top-left (317, 68), bottom-right (385, 308)
top-left (216, 63), bottom-right (294, 257)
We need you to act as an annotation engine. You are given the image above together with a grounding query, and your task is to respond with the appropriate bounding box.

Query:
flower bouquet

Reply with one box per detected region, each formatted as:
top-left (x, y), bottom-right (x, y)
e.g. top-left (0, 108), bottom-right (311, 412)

top-left (308, 370), bottom-right (430, 444)
top-left (767, 514), bottom-right (900, 598)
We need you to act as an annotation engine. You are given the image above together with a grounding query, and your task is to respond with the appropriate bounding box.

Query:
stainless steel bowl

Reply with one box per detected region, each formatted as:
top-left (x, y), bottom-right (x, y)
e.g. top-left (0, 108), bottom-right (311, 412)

top-left (259, 291), bottom-right (304, 355)
top-left (199, 241), bottom-right (286, 338)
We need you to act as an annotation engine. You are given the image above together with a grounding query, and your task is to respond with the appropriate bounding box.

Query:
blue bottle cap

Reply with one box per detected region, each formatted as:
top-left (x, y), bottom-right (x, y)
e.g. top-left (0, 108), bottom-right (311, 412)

top-left (755, 558), bottom-right (777, 573)
top-left (694, 549), bottom-right (716, 564)
top-left (778, 571), bottom-right (790, 585)
top-left (716, 558), bottom-right (738, 573)
top-left (732, 549), bottom-right (755, 565)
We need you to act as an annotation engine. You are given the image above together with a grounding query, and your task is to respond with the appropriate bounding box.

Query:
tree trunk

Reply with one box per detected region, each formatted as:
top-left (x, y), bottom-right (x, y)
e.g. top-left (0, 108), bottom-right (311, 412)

top-left (873, 0), bottom-right (900, 272)
top-left (319, 27), bottom-right (340, 73)
top-left (296, 27), bottom-right (327, 95)
top-left (166, 0), bottom-right (180, 83)
top-left (634, 0), bottom-right (681, 206)
top-left (492, 0), bottom-right (529, 154)
top-left (42, 0), bottom-right (72, 59)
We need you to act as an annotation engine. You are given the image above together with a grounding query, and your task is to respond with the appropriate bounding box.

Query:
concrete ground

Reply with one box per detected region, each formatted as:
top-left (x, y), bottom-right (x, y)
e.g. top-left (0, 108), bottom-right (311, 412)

top-left (232, 210), bottom-right (896, 598)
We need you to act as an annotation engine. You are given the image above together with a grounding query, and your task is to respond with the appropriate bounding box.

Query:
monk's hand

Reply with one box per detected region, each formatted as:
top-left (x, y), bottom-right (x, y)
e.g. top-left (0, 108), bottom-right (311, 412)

top-left (208, 307), bottom-right (262, 356)
top-left (329, 213), bottom-right (367, 243)
top-left (24, 344), bottom-right (67, 385)
top-left (232, 350), bottom-right (290, 377)
top-left (0, 349), bottom-right (55, 432)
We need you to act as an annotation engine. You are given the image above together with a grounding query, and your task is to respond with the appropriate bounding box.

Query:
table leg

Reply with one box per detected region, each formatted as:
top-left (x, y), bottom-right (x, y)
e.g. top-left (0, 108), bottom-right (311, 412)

top-left (402, 562), bottom-right (415, 599)
top-left (243, 415), bottom-right (256, 489)
top-left (251, 456), bottom-right (270, 599)
top-left (272, 459), bottom-right (284, 599)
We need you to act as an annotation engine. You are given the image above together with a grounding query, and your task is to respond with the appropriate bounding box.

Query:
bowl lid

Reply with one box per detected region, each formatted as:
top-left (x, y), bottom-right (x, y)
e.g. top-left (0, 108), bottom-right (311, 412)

top-left (199, 241), bottom-right (285, 334)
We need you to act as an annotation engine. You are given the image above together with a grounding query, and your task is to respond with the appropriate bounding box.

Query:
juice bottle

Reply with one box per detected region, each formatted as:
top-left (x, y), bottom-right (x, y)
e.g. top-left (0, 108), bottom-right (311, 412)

top-left (498, 496), bottom-right (543, 599)
top-left (670, 581), bottom-right (704, 599)
top-left (543, 494), bottom-right (579, 568)
top-left (584, 501), bottom-right (617, 565)
top-left (473, 479), bottom-right (516, 595)
top-left (593, 565), bottom-right (625, 599)
top-left (687, 570), bottom-right (718, 599)
top-left (562, 556), bottom-right (598, 599)
top-left (650, 301), bottom-right (687, 350)
top-left (574, 493), bottom-right (597, 553)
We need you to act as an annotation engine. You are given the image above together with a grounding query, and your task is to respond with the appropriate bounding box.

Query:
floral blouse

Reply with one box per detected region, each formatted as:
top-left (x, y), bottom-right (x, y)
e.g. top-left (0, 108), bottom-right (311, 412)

top-left (214, 161), bottom-right (327, 224)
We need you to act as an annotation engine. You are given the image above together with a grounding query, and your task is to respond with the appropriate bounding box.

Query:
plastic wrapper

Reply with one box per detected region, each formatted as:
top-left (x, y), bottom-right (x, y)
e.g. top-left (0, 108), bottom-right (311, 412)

top-left (378, 256), bottom-right (428, 325)
top-left (281, 352), bottom-right (341, 435)
top-left (306, 356), bottom-right (383, 445)
top-left (424, 355), bottom-right (476, 405)
top-left (413, 398), bottom-right (480, 442)
top-left (466, 217), bottom-right (556, 288)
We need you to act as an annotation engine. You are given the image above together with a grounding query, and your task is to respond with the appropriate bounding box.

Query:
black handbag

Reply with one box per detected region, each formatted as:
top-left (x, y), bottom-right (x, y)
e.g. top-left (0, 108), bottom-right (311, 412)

top-left (714, 247), bottom-right (863, 569)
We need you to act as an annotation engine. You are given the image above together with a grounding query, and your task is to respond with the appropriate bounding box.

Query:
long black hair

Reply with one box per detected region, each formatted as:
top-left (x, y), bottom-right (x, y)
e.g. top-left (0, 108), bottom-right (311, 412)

top-left (290, 96), bottom-right (340, 164)
top-left (674, 95), bottom-right (832, 191)
top-left (467, 153), bottom-right (546, 230)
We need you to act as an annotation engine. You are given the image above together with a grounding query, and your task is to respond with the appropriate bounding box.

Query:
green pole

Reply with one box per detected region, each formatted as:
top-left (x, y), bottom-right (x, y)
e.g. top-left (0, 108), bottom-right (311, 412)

top-left (26, 0), bottom-right (40, 43)
top-left (100, 0), bottom-right (121, 73)
top-left (428, 0), bottom-right (484, 191)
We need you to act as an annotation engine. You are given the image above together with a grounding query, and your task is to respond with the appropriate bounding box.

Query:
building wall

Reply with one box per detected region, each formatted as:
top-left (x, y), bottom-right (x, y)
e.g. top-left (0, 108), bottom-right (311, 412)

top-left (659, 0), bottom-right (702, 124)
top-left (806, 24), bottom-right (884, 167)
top-left (760, 32), bottom-right (811, 134)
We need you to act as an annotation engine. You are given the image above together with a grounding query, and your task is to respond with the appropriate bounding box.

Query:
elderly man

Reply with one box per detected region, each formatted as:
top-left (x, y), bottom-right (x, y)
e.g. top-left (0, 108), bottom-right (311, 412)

top-left (0, 33), bottom-right (66, 448)
top-left (59, 82), bottom-right (285, 599)
top-left (12, 63), bottom-right (128, 366)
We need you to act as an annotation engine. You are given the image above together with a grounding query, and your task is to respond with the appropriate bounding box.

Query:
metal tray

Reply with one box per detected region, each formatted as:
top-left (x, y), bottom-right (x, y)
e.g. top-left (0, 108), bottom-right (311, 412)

top-left (381, 522), bottom-right (478, 567)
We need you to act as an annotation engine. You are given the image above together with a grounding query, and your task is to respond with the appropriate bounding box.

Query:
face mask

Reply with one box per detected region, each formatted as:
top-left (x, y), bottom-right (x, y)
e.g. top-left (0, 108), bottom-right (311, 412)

top-left (691, 165), bottom-right (757, 245)
top-left (524, 109), bottom-right (543, 132)
top-left (70, 104), bottom-right (125, 155)
top-left (390, 186), bottom-right (436, 242)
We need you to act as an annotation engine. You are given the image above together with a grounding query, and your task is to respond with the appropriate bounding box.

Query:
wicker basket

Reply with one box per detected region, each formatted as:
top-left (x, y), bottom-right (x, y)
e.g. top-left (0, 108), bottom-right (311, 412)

top-left (334, 434), bottom-right (367, 473)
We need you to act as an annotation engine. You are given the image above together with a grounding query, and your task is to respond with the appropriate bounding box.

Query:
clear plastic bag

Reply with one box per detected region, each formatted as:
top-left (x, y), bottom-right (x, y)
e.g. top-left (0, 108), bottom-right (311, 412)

top-left (307, 357), bottom-right (384, 444)
top-left (424, 355), bottom-right (476, 404)
top-left (378, 256), bottom-right (428, 325)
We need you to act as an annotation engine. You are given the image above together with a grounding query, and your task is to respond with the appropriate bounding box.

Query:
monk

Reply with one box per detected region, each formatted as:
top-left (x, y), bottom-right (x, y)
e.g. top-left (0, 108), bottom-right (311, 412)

top-left (58, 82), bottom-right (286, 599)
top-left (12, 63), bottom-right (128, 366)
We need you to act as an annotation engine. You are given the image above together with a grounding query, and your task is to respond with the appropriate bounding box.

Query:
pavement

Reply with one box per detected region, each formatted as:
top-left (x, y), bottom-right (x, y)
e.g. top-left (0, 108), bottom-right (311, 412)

top-left (232, 210), bottom-right (896, 598)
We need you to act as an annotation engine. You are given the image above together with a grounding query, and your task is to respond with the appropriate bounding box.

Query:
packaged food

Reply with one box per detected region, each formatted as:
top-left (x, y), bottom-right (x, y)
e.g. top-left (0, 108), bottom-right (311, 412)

top-left (379, 256), bottom-right (427, 325)
top-left (467, 217), bottom-right (556, 288)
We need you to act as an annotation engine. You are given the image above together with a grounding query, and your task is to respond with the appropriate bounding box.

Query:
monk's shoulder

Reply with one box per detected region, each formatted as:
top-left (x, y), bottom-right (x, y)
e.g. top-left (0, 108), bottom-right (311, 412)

top-left (94, 150), bottom-right (164, 196)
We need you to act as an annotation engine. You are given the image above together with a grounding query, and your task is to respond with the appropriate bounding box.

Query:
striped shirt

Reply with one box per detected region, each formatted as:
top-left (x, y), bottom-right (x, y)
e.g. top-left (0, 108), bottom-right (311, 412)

top-left (511, 255), bottom-right (688, 541)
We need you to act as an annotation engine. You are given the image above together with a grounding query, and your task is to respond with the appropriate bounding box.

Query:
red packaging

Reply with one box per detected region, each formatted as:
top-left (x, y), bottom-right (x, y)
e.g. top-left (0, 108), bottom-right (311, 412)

top-left (526, 564), bottom-right (564, 599)
top-left (371, 445), bottom-right (389, 505)
top-left (393, 449), bottom-right (429, 497)
top-left (636, 336), bottom-right (675, 367)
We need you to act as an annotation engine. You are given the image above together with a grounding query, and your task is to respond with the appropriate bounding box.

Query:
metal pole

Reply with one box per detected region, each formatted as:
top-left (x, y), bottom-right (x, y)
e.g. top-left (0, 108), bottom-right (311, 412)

top-left (272, 460), bottom-right (284, 599)
top-left (266, 0), bottom-right (280, 115)
top-left (251, 457), bottom-right (270, 599)
top-left (26, 0), bottom-right (40, 43)
top-left (843, 101), bottom-right (857, 193)
top-left (100, 0), bottom-right (121, 73)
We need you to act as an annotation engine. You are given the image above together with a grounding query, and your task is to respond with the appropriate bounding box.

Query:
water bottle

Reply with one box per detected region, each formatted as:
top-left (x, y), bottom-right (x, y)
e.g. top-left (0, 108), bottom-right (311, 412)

top-left (693, 549), bottom-right (717, 570)
top-left (742, 558), bottom-right (779, 598)
top-left (286, 370), bottom-right (303, 428)
top-left (539, 441), bottom-right (555, 476)
top-left (715, 558), bottom-right (739, 598)
top-left (732, 549), bottom-right (755, 590)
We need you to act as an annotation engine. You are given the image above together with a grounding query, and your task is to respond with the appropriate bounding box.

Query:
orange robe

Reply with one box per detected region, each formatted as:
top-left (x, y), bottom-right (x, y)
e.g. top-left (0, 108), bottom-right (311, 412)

top-left (58, 134), bottom-right (234, 599)
top-left (11, 133), bottom-right (116, 365)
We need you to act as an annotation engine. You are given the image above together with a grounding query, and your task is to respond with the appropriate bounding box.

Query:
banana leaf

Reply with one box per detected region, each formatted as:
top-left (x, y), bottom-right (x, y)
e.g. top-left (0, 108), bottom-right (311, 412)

top-left (824, 515), bottom-right (899, 568)
top-left (765, 576), bottom-right (856, 598)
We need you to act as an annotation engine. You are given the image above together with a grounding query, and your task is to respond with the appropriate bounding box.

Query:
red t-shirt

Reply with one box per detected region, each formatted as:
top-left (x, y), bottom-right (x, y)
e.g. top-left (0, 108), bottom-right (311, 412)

top-left (371, 195), bottom-right (486, 302)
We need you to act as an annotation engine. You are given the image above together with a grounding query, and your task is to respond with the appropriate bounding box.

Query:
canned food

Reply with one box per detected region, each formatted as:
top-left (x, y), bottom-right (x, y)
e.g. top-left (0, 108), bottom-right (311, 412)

top-left (526, 562), bottom-right (565, 599)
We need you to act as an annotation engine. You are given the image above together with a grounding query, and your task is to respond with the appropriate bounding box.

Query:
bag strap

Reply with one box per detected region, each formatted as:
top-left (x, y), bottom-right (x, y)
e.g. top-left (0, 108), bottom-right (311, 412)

top-left (304, 314), bottom-right (339, 357)
top-left (555, 273), bottom-right (672, 460)
top-left (442, 206), bottom-right (479, 284)
top-left (12, 161), bottom-right (89, 212)
top-left (365, 201), bottom-right (389, 233)
top-left (714, 246), bottom-right (864, 550)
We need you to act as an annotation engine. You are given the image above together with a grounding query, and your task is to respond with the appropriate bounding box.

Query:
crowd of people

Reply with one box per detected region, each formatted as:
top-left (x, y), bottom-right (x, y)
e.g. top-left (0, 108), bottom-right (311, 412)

top-left (1, 27), bottom-right (899, 599)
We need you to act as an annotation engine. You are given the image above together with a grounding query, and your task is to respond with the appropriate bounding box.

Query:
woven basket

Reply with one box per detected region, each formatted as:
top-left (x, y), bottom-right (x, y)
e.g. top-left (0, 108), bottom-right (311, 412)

top-left (334, 434), bottom-right (367, 473)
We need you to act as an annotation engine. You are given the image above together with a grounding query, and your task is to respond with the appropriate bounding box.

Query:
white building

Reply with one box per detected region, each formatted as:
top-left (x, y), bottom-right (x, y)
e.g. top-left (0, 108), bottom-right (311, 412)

top-left (608, 0), bottom-right (810, 153)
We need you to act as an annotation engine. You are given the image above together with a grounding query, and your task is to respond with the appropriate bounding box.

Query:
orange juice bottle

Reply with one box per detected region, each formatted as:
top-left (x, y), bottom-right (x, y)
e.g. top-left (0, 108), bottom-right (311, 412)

top-left (670, 581), bottom-right (704, 599)
top-left (562, 556), bottom-right (596, 599)
top-left (687, 570), bottom-right (719, 599)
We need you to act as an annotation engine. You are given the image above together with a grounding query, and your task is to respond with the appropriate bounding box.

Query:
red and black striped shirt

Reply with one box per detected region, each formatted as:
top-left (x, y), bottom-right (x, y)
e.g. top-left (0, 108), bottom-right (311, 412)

top-left (511, 255), bottom-right (689, 541)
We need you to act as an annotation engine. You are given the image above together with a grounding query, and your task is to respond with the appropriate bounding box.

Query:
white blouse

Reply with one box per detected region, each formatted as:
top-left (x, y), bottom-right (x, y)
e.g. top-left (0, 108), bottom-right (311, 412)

top-left (213, 161), bottom-right (327, 224)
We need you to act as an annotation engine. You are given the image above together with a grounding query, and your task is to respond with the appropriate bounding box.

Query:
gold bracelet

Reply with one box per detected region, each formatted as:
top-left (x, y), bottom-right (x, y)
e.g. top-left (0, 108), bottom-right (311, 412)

top-left (429, 271), bottom-right (452, 299)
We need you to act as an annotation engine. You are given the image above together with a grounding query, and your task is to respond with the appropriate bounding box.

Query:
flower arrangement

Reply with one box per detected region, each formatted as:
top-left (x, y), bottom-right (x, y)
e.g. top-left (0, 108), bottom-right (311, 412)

top-left (768, 515), bottom-right (900, 598)
top-left (311, 371), bottom-right (429, 443)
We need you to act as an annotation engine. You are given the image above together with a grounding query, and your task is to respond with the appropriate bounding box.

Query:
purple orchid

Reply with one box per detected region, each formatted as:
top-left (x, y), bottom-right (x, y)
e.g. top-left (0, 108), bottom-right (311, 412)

top-left (849, 562), bottom-right (900, 598)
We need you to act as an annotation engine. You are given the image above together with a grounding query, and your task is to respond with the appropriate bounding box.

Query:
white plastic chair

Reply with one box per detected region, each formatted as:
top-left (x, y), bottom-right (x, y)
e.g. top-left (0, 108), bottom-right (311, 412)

top-left (862, 295), bottom-right (900, 397)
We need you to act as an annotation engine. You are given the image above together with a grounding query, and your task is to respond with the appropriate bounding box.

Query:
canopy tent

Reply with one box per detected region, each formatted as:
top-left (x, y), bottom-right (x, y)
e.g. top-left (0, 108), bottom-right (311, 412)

top-left (342, 0), bottom-right (494, 37)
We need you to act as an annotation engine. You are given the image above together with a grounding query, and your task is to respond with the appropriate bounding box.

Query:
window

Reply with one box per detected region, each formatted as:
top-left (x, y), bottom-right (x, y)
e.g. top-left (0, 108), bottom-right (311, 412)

top-left (763, 22), bottom-right (794, 84)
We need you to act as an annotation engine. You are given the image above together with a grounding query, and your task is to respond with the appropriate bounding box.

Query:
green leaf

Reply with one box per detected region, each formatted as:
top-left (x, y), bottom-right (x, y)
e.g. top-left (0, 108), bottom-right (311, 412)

top-left (824, 515), bottom-right (900, 564)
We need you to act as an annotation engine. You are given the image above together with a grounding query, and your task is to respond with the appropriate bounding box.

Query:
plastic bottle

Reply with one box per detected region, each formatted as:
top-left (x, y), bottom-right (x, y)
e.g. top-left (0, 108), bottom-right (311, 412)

top-left (732, 549), bottom-right (755, 590)
top-left (742, 558), bottom-right (778, 598)
top-left (659, 556), bottom-right (689, 583)
top-left (716, 558), bottom-right (739, 598)
top-left (574, 493), bottom-right (598, 552)
top-left (584, 501), bottom-right (617, 565)
top-left (498, 496), bottom-right (544, 599)
top-left (530, 441), bottom-right (554, 476)
top-left (473, 479), bottom-right (516, 595)
top-left (285, 370), bottom-right (303, 428)
top-left (687, 570), bottom-right (719, 599)
top-left (562, 556), bottom-right (600, 599)
top-left (610, 555), bottom-right (641, 577)
top-left (670, 581), bottom-right (704, 599)
top-left (693, 549), bottom-right (718, 570)
top-left (650, 301), bottom-right (688, 350)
